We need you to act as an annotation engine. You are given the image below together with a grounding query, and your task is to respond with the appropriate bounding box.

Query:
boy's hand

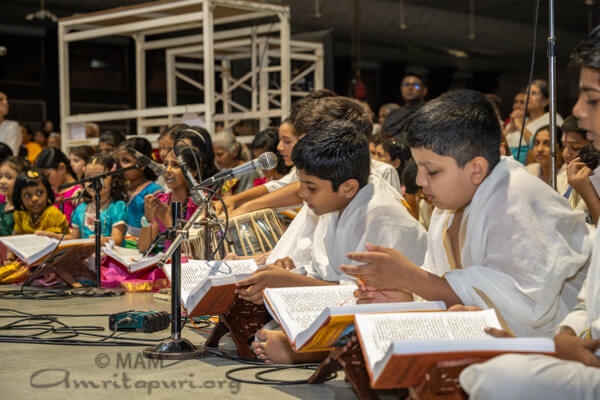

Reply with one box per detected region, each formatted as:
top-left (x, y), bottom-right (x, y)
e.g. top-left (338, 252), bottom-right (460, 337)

top-left (567, 158), bottom-right (594, 196)
top-left (214, 196), bottom-right (235, 217)
top-left (341, 243), bottom-right (414, 291)
top-left (354, 287), bottom-right (412, 304)
top-left (235, 266), bottom-right (298, 304)
top-left (273, 257), bottom-right (296, 271)
top-left (448, 304), bottom-right (484, 312)
top-left (35, 231), bottom-right (59, 239)
top-left (483, 326), bottom-right (514, 338)
top-left (554, 332), bottom-right (600, 367)
top-left (144, 194), bottom-right (158, 221)
top-left (89, 235), bottom-right (110, 246)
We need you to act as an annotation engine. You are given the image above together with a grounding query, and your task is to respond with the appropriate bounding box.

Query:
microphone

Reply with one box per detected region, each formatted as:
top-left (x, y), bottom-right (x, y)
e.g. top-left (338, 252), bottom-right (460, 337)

top-left (131, 150), bottom-right (166, 177)
top-left (199, 152), bottom-right (277, 186)
top-left (173, 145), bottom-right (207, 205)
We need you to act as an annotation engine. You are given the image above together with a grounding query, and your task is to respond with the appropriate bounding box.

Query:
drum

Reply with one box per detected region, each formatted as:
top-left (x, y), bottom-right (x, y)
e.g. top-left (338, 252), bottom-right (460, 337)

top-left (226, 209), bottom-right (285, 256)
top-left (182, 209), bottom-right (285, 259)
top-left (182, 220), bottom-right (222, 260)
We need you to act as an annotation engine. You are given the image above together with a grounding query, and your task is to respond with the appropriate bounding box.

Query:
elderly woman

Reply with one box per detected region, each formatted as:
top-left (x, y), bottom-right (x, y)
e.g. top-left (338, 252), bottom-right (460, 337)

top-left (212, 129), bottom-right (263, 196)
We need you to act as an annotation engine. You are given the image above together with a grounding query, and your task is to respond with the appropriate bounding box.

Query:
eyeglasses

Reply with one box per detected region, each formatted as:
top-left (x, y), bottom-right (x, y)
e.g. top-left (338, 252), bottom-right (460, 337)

top-left (402, 82), bottom-right (422, 90)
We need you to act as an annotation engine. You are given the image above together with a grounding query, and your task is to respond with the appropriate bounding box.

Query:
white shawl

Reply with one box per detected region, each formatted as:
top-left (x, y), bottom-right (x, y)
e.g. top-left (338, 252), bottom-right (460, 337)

top-left (423, 157), bottom-right (592, 337)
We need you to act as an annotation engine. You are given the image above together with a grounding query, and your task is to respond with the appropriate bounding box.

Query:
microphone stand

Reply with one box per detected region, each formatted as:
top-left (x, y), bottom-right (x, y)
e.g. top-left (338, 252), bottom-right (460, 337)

top-left (144, 200), bottom-right (208, 359)
top-left (548, 0), bottom-right (558, 190)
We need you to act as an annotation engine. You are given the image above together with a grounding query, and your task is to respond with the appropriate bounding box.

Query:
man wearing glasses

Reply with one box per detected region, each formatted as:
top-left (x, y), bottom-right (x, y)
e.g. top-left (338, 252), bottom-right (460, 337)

top-left (401, 73), bottom-right (428, 108)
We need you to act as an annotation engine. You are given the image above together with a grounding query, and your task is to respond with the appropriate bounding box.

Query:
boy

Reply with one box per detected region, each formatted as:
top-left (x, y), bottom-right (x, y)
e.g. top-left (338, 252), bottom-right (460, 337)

top-left (227, 96), bottom-right (402, 219)
top-left (557, 114), bottom-right (590, 211)
top-left (342, 89), bottom-right (592, 337)
top-left (237, 119), bottom-right (427, 363)
top-left (458, 26), bottom-right (600, 400)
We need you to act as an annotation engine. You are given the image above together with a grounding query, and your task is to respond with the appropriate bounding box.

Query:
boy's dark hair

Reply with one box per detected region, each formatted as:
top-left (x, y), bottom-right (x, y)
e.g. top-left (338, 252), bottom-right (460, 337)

top-left (381, 136), bottom-right (413, 175)
top-left (118, 137), bottom-right (157, 181)
top-left (289, 88), bottom-right (337, 124)
top-left (405, 89), bottom-right (501, 169)
top-left (175, 126), bottom-right (219, 179)
top-left (99, 130), bottom-right (126, 148)
top-left (34, 147), bottom-right (78, 181)
top-left (12, 169), bottom-right (55, 211)
top-left (82, 152), bottom-right (127, 203)
top-left (0, 143), bottom-right (13, 165)
top-left (292, 119), bottom-right (370, 191)
top-left (70, 145), bottom-right (95, 164)
top-left (294, 96), bottom-right (373, 138)
top-left (571, 25), bottom-right (600, 69)
top-left (562, 115), bottom-right (587, 140)
top-left (401, 158), bottom-right (419, 195)
top-left (370, 133), bottom-right (389, 146)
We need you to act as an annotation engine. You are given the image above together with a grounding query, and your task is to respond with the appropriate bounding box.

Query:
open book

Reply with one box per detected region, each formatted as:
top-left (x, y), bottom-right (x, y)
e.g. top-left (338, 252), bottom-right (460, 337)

top-left (354, 309), bottom-right (556, 389)
top-left (103, 241), bottom-right (164, 273)
top-left (163, 259), bottom-right (257, 317)
top-left (263, 285), bottom-right (446, 353)
top-left (0, 235), bottom-right (94, 265)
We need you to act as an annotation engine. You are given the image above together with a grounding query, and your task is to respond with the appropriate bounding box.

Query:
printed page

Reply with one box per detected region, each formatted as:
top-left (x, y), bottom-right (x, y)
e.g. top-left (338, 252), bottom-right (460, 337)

top-left (165, 259), bottom-right (258, 307)
top-left (104, 241), bottom-right (163, 271)
top-left (264, 285), bottom-right (357, 340)
top-left (355, 310), bottom-right (500, 372)
top-left (0, 234), bottom-right (57, 263)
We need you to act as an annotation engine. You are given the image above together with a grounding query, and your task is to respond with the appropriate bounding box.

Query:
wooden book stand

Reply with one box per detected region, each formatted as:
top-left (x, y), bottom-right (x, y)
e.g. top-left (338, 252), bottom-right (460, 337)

top-left (204, 295), bottom-right (271, 359)
top-left (29, 244), bottom-right (96, 287)
top-left (308, 333), bottom-right (476, 400)
top-left (308, 333), bottom-right (380, 400)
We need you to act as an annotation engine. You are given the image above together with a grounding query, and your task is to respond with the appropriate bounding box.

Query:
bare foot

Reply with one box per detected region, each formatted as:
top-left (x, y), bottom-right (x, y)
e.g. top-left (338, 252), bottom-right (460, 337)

top-left (251, 328), bottom-right (327, 364)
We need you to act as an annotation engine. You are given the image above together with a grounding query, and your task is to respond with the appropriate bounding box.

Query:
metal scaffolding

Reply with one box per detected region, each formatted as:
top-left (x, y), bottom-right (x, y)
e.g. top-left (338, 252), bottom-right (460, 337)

top-left (57, 0), bottom-right (323, 150)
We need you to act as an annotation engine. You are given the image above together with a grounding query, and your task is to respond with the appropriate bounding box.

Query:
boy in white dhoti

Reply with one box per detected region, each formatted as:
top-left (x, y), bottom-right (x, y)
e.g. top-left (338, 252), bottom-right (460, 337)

top-left (236, 115), bottom-right (427, 363)
top-left (342, 89), bottom-right (592, 337)
top-left (458, 26), bottom-right (600, 400)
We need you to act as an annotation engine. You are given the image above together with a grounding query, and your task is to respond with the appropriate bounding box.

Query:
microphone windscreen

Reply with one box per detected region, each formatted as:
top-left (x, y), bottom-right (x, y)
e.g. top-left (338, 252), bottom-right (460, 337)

top-left (258, 152), bottom-right (278, 171)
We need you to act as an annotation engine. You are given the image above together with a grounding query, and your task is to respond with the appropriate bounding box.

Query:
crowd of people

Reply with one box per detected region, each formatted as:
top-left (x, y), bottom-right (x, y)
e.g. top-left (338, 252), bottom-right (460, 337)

top-left (1, 22), bottom-right (600, 400)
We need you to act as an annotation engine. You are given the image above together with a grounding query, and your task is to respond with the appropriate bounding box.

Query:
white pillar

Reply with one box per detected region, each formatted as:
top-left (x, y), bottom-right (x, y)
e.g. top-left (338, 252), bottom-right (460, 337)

top-left (279, 9), bottom-right (291, 119)
top-left (315, 46), bottom-right (325, 90)
top-left (202, 0), bottom-right (215, 134)
top-left (221, 59), bottom-right (231, 128)
top-left (58, 24), bottom-right (71, 153)
top-left (166, 51), bottom-right (176, 125)
top-left (258, 39), bottom-right (269, 130)
top-left (134, 33), bottom-right (146, 134)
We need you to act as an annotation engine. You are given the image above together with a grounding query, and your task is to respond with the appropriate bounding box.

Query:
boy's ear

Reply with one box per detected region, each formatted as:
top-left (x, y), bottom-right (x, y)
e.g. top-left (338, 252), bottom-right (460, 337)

top-left (338, 179), bottom-right (360, 199)
top-left (58, 162), bottom-right (66, 173)
top-left (391, 159), bottom-right (401, 169)
top-left (467, 156), bottom-right (489, 185)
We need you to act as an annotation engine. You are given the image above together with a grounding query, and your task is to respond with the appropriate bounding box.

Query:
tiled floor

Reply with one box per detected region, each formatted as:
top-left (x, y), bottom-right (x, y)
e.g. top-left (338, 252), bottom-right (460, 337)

top-left (0, 287), bottom-right (356, 399)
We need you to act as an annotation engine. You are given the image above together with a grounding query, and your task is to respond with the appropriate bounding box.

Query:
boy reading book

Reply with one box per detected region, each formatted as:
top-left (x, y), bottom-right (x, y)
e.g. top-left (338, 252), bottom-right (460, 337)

top-left (458, 27), bottom-right (600, 400)
top-left (237, 116), bottom-right (427, 363)
top-left (342, 89), bottom-right (592, 337)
